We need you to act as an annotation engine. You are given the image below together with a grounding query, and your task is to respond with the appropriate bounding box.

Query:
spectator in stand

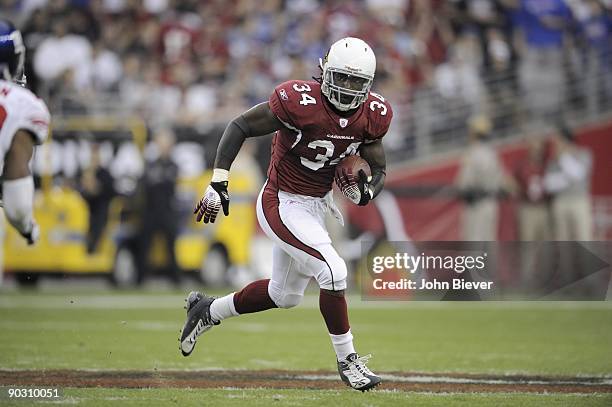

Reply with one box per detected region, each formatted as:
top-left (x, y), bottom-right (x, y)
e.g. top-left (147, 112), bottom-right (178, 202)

top-left (434, 34), bottom-right (484, 116)
top-left (87, 41), bottom-right (123, 92)
top-left (366, 0), bottom-right (409, 26)
top-left (33, 17), bottom-right (92, 91)
top-left (20, 7), bottom-right (50, 93)
top-left (450, 0), bottom-right (506, 70)
top-left (544, 125), bottom-right (593, 241)
top-left (512, 0), bottom-right (573, 120)
top-left (572, 0), bottom-right (612, 112)
top-left (485, 28), bottom-right (517, 130)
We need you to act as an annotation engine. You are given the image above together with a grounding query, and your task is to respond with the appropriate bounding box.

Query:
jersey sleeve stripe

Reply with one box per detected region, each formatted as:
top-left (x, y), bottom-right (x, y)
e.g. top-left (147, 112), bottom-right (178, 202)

top-left (29, 119), bottom-right (49, 126)
top-left (279, 118), bottom-right (300, 134)
top-left (289, 130), bottom-right (302, 149)
top-left (273, 89), bottom-right (300, 130)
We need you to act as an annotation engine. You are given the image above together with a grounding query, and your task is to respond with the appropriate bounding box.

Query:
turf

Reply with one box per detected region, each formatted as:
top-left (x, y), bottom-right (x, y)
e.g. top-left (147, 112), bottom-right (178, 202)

top-left (1, 388), bottom-right (611, 407)
top-left (0, 292), bottom-right (610, 374)
top-left (0, 290), bottom-right (611, 406)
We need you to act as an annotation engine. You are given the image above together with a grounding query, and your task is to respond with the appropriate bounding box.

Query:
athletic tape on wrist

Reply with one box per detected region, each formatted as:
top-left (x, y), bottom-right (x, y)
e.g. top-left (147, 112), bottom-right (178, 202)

top-left (211, 168), bottom-right (229, 183)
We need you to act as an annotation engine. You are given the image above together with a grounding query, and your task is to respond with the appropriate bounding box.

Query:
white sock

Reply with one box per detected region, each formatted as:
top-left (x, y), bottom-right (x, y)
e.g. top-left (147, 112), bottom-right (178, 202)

top-left (209, 293), bottom-right (239, 322)
top-left (329, 330), bottom-right (355, 361)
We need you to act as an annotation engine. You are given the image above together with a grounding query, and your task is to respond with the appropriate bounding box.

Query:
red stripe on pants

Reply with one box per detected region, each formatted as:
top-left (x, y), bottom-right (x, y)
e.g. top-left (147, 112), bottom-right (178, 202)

top-left (261, 183), bottom-right (325, 261)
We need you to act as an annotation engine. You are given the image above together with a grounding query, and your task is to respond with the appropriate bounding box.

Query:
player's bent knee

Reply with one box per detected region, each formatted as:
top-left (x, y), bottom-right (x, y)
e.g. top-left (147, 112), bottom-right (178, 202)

top-left (316, 255), bottom-right (348, 292)
top-left (269, 288), bottom-right (302, 308)
top-left (268, 280), bottom-right (303, 308)
top-left (274, 293), bottom-right (303, 309)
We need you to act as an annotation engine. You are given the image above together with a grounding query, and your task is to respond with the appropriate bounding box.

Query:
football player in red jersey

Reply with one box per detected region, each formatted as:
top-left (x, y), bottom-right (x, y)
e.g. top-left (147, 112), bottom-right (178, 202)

top-left (180, 37), bottom-right (392, 391)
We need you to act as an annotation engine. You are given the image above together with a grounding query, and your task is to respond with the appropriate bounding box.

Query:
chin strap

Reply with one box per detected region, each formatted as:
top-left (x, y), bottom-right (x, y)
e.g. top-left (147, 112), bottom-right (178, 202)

top-left (15, 73), bottom-right (27, 87)
top-left (1, 67), bottom-right (26, 87)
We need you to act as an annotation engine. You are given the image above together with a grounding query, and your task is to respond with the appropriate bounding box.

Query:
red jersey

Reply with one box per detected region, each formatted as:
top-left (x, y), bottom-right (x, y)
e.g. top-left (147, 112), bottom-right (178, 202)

top-left (267, 80), bottom-right (393, 197)
top-left (515, 159), bottom-right (547, 203)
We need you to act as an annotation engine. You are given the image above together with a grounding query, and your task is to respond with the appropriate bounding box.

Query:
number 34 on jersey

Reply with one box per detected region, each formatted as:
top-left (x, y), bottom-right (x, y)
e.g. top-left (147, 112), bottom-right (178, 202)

top-left (267, 79), bottom-right (393, 197)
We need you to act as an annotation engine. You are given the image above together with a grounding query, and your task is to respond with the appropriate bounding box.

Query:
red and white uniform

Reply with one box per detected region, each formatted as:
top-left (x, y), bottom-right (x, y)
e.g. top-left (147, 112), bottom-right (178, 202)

top-left (257, 80), bottom-right (392, 302)
top-left (267, 80), bottom-right (391, 197)
top-left (0, 80), bottom-right (50, 175)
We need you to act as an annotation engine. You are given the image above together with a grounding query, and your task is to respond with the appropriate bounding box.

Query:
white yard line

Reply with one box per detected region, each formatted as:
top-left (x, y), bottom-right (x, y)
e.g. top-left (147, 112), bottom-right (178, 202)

top-left (291, 373), bottom-right (612, 386)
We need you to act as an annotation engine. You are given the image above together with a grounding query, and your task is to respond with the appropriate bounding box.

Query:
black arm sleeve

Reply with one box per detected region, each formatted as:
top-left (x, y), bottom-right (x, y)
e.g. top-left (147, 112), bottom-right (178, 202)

top-left (369, 169), bottom-right (386, 198)
top-left (214, 102), bottom-right (284, 170)
top-left (359, 140), bottom-right (387, 199)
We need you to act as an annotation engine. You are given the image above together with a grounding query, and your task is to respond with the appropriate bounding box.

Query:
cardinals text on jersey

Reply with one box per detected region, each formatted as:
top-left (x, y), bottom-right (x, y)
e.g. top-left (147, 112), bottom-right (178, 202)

top-left (267, 80), bottom-right (392, 197)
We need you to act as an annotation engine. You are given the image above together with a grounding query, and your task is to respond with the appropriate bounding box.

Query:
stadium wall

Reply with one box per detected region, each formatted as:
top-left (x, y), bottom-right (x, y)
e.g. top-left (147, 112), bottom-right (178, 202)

top-left (346, 120), bottom-right (612, 241)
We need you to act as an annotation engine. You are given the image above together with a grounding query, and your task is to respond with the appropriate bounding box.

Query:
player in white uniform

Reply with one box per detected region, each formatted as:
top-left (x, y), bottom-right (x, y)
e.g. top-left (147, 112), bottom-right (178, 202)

top-left (0, 20), bottom-right (50, 250)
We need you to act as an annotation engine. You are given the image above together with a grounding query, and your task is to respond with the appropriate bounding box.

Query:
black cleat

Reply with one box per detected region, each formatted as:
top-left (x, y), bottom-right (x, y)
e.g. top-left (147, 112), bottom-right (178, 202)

top-left (184, 291), bottom-right (204, 313)
top-left (179, 291), bottom-right (219, 357)
top-left (337, 353), bottom-right (381, 391)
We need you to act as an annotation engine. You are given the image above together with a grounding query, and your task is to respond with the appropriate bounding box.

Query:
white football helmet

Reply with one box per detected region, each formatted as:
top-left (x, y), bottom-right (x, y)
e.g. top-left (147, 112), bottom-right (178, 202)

top-left (320, 37), bottom-right (376, 111)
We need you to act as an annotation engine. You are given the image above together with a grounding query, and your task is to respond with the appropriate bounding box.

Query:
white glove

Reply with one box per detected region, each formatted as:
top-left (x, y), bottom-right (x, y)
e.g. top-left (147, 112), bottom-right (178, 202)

top-left (194, 181), bottom-right (230, 224)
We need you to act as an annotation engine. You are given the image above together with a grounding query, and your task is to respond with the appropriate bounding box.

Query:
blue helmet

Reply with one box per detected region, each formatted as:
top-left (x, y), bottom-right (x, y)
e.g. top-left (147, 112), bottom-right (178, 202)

top-left (0, 20), bottom-right (26, 86)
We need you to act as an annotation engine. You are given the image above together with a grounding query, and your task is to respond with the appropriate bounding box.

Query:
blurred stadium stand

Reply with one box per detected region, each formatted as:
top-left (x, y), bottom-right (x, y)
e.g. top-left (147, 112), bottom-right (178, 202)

top-left (2, 0), bottom-right (610, 165)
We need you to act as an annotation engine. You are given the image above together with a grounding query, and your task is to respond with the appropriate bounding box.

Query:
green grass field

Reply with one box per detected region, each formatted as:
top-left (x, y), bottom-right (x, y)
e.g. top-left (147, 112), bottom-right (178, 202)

top-left (0, 388), bottom-right (609, 407)
top-left (0, 289), bottom-right (611, 406)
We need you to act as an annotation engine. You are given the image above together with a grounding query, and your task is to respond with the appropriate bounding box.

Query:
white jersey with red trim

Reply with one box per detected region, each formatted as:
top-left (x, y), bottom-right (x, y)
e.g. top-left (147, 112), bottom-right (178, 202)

top-left (0, 80), bottom-right (50, 176)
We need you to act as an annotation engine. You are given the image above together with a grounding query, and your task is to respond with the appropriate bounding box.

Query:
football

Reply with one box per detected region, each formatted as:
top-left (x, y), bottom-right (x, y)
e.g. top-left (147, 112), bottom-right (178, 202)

top-left (335, 155), bottom-right (371, 187)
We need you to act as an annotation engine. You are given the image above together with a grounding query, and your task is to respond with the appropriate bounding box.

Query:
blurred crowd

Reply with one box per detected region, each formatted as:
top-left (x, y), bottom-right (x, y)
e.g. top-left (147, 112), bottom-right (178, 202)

top-left (3, 0), bottom-right (611, 134)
